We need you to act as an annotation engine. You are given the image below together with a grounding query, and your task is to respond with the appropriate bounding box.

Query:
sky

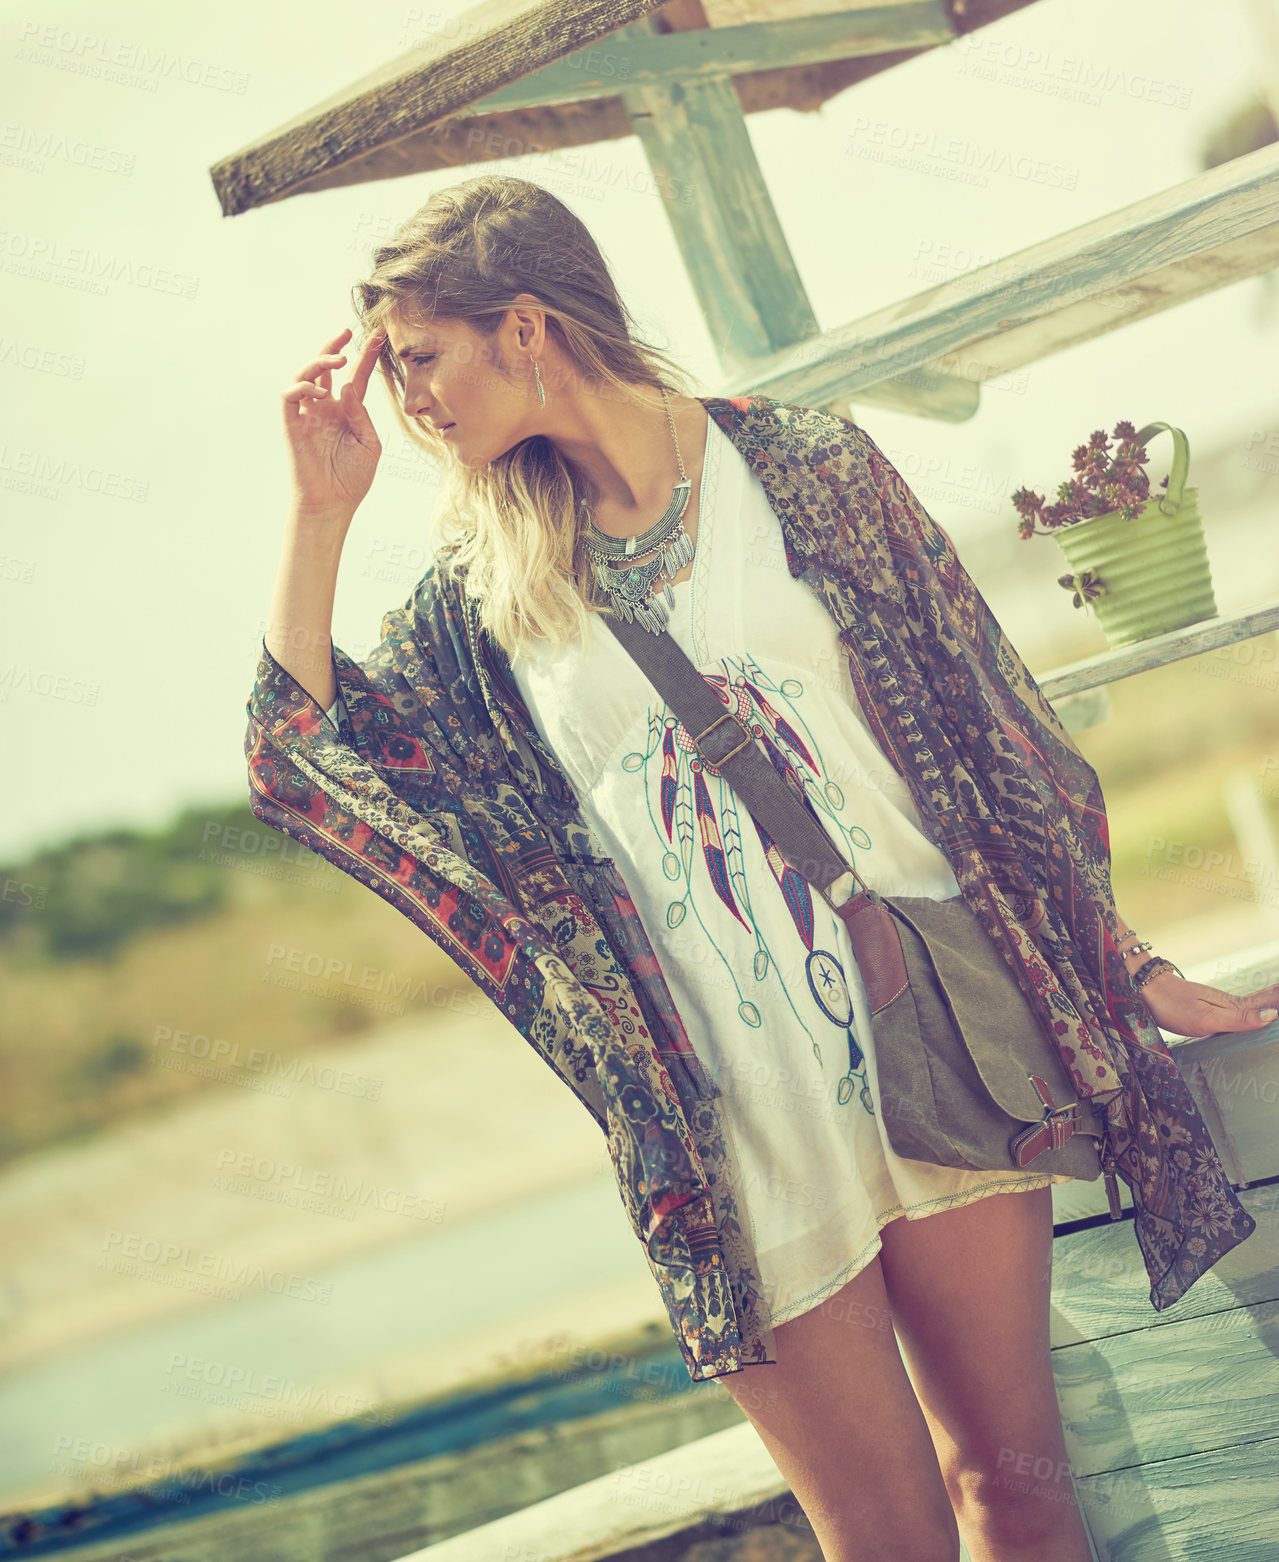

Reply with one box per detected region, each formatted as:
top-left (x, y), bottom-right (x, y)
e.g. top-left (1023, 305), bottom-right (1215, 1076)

top-left (1, 0), bottom-right (1276, 863)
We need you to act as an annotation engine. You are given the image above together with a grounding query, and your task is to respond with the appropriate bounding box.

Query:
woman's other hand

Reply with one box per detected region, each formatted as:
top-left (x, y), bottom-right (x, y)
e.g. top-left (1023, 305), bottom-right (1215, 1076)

top-left (282, 326), bottom-right (385, 521)
top-left (1139, 968), bottom-right (1279, 1038)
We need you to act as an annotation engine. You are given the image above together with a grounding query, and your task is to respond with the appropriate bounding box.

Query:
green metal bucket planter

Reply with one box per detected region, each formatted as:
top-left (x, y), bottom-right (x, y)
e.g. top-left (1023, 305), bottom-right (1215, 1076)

top-left (1054, 423), bottom-right (1218, 649)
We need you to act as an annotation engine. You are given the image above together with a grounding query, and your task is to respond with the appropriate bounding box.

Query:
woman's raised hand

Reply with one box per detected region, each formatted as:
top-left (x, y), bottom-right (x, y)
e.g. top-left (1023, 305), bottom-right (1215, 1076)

top-left (282, 326), bottom-right (386, 521)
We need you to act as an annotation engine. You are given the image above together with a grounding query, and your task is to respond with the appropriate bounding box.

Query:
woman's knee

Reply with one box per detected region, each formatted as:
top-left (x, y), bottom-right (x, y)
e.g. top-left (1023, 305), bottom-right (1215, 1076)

top-left (950, 1450), bottom-right (1081, 1545)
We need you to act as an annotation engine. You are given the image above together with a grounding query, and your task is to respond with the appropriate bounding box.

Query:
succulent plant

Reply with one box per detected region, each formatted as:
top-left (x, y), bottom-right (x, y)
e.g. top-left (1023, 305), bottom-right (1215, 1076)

top-left (1013, 420), bottom-right (1171, 540)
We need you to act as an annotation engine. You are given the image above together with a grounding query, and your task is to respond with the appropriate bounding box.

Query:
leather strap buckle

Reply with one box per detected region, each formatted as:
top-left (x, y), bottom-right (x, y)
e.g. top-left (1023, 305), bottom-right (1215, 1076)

top-left (693, 711), bottom-right (753, 772)
top-left (1044, 1102), bottom-right (1079, 1150)
top-left (1010, 1074), bottom-right (1085, 1165)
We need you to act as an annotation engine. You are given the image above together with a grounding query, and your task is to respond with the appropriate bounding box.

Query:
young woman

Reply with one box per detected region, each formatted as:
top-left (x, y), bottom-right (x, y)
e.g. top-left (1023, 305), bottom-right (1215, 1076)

top-left (251, 176), bottom-right (1273, 1562)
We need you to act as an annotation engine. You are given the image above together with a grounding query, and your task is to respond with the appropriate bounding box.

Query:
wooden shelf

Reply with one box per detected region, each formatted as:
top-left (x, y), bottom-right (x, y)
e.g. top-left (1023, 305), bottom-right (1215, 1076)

top-left (1034, 599), bottom-right (1279, 700)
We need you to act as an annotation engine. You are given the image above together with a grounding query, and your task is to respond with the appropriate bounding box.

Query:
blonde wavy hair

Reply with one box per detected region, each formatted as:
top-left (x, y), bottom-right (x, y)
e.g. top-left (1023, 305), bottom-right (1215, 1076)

top-left (351, 175), bottom-right (699, 662)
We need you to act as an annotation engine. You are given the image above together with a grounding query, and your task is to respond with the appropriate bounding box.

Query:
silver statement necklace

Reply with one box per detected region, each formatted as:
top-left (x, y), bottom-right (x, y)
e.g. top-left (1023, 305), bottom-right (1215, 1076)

top-left (580, 387), bottom-right (692, 635)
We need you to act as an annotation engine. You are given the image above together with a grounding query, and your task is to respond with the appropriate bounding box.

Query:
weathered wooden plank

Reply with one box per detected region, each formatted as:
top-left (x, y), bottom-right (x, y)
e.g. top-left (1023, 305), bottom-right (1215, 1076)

top-left (472, 2), bottom-right (958, 112)
top-left (209, 0), bottom-right (674, 215)
top-left (1050, 685), bottom-right (1113, 736)
top-left (1191, 1045), bottom-right (1279, 1187)
top-left (1035, 600), bottom-right (1279, 700)
top-left (383, 1420), bottom-right (809, 1562)
top-left (1050, 1171), bottom-right (1132, 1226)
top-left (1054, 1299), bottom-right (1279, 1480)
top-left (1048, 1185), bottom-right (1279, 1349)
top-left (831, 365), bottom-right (981, 420)
top-left (1185, 1058), bottom-right (1251, 1187)
top-left (1074, 1434), bottom-right (1279, 1562)
top-left (727, 144), bottom-right (1279, 412)
top-left (209, 0), bottom-right (1042, 219)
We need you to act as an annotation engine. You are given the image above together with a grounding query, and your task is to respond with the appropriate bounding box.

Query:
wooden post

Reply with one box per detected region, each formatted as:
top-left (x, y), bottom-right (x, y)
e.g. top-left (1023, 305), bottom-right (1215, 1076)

top-left (615, 20), bottom-right (820, 377)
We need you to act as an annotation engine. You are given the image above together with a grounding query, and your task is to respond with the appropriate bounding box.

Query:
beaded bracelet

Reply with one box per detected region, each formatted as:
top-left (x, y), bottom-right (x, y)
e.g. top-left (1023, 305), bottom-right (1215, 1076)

top-left (1121, 939), bottom-right (1154, 960)
top-left (1131, 954), bottom-right (1183, 993)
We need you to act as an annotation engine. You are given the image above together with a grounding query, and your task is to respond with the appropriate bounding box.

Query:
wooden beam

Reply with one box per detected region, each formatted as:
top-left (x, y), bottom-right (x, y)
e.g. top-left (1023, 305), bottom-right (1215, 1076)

top-left (610, 12), bottom-right (968, 409)
top-left (837, 364), bottom-right (981, 420)
top-left (470, 2), bottom-right (957, 113)
top-left (209, 0), bottom-right (1042, 216)
top-left (608, 9), bottom-right (982, 405)
top-left (620, 63), bottom-right (820, 370)
top-left (386, 1421), bottom-right (811, 1562)
top-left (723, 142), bottom-right (1279, 415)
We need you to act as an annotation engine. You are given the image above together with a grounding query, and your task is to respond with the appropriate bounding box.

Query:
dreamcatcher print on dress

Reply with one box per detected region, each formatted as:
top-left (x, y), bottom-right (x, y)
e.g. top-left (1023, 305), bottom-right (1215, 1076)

top-left (619, 649), bottom-right (877, 1120)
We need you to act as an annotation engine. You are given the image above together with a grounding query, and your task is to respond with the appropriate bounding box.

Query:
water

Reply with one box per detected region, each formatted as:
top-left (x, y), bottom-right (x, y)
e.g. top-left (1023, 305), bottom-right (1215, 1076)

top-left (0, 1174), bottom-right (652, 1508)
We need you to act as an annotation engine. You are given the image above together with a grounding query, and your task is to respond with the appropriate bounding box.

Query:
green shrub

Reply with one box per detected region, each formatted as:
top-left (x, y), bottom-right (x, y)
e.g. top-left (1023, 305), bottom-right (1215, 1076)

top-left (0, 801), bottom-right (295, 962)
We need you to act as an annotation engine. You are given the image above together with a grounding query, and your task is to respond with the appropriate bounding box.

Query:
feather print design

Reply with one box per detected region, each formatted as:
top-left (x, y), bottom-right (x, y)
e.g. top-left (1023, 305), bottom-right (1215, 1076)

top-left (660, 724), bottom-right (679, 841)
top-left (719, 798), bottom-right (754, 932)
top-left (771, 714), bottom-right (816, 770)
top-left (656, 658), bottom-right (856, 951)
top-left (692, 765), bottom-right (751, 929)
top-left (755, 823), bottom-right (816, 950)
top-left (743, 678), bottom-right (818, 772)
top-left (675, 783), bottom-right (695, 881)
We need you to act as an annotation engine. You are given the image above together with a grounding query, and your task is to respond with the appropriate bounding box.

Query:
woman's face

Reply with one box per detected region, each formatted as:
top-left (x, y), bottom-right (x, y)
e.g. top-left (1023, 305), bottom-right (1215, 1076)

top-left (382, 308), bottom-right (537, 467)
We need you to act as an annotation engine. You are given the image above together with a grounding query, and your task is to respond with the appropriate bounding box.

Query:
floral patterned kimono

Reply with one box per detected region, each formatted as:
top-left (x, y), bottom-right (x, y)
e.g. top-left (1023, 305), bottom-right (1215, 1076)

top-left (244, 392), bottom-right (1255, 1382)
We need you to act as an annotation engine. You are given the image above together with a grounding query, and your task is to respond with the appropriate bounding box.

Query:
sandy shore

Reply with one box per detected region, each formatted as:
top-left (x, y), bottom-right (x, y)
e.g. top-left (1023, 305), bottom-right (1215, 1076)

top-left (0, 1002), bottom-right (635, 1377)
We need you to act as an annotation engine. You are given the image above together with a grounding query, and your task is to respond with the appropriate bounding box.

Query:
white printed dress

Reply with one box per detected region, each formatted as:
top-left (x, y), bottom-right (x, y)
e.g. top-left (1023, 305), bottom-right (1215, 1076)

top-left (339, 415), bottom-right (1068, 1329)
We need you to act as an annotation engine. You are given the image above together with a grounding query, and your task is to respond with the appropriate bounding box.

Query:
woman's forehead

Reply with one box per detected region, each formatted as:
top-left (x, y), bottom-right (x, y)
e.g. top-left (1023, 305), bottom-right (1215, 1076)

top-left (386, 308), bottom-right (444, 343)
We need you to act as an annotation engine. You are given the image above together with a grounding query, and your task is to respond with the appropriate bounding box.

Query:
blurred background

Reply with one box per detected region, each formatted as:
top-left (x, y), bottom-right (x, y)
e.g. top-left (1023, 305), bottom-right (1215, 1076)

top-left (2, 0), bottom-right (1278, 1551)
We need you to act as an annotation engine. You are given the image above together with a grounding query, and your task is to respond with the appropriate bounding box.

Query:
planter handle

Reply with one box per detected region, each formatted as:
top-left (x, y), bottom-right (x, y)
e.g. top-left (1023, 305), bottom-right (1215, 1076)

top-left (1131, 422), bottom-right (1190, 516)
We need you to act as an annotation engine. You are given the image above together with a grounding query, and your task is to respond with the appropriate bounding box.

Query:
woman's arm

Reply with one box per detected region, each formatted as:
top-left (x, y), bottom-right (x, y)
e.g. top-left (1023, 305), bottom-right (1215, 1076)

top-left (265, 325), bottom-right (385, 711)
top-left (1111, 909), bottom-right (1163, 979)
top-left (264, 508), bottom-right (351, 713)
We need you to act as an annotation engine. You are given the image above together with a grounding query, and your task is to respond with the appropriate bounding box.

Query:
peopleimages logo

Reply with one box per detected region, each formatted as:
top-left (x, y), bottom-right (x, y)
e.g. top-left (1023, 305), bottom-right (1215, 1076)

top-left (0, 664), bottom-right (99, 704)
top-left (150, 1025), bottom-right (384, 1099)
top-left (48, 1434), bottom-right (281, 1506)
top-left (0, 229), bottom-right (198, 299)
top-left (262, 944), bottom-right (483, 1017)
top-left (210, 1149), bottom-right (446, 1224)
top-left (0, 335), bottom-right (86, 377)
top-left (842, 119), bottom-right (1079, 191)
top-left (0, 441), bottom-right (148, 501)
top-left (99, 1229), bottom-right (333, 1305)
top-left (0, 121), bottom-right (136, 175)
top-left (15, 21), bottom-right (249, 94)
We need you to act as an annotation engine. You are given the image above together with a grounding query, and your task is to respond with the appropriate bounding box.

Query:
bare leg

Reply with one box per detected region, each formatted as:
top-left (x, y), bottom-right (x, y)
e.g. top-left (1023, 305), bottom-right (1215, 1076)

top-left (717, 1250), bottom-right (960, 1562)
top-left (878, 1183), bottom-right (1093, 1562)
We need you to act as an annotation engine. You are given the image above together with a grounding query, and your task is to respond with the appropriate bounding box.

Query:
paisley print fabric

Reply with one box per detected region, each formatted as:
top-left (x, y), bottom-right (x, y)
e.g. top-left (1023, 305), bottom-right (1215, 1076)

top-left (244, 392), bottom-right (1255, 1382)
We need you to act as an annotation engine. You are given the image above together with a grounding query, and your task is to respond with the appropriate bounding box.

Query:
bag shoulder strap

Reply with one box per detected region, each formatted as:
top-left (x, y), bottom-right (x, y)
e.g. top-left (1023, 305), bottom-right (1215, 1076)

top-left (602, 611), bottom-right (865, 910)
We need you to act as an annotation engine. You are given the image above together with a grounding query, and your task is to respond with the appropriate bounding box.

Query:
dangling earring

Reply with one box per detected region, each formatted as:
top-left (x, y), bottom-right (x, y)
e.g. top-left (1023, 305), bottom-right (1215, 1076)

top-left (531, 355), bottom-right (546, 408)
